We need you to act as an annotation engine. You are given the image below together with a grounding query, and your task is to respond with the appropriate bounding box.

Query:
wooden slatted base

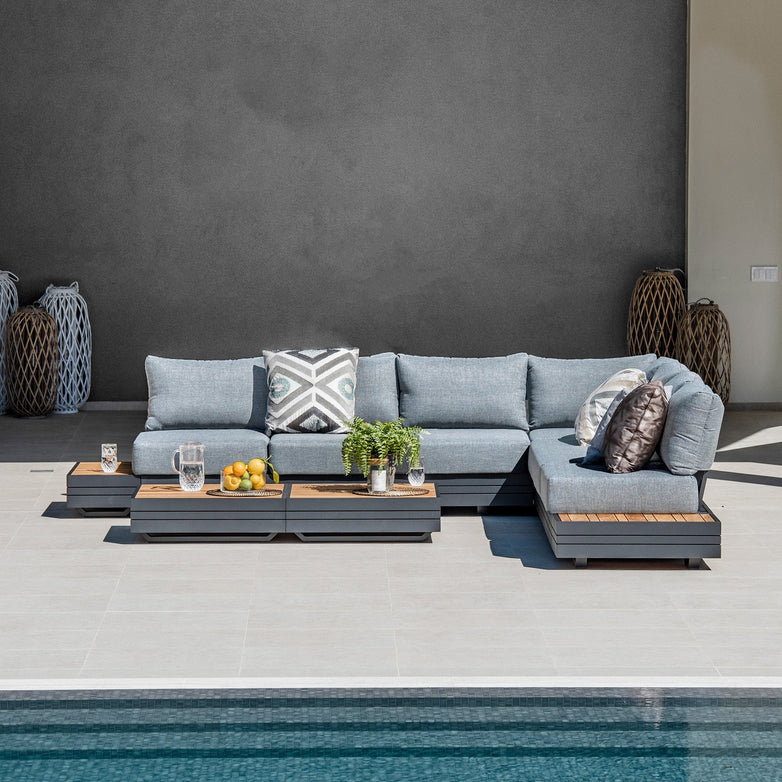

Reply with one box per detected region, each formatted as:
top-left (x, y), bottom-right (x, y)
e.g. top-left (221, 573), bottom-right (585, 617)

top-left (559, 512), bottom-right (714, 523)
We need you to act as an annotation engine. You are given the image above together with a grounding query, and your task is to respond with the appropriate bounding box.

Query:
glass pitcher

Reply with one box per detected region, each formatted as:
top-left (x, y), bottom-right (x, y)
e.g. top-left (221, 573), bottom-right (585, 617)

top-left (172, 442), bottom-right (205, 492)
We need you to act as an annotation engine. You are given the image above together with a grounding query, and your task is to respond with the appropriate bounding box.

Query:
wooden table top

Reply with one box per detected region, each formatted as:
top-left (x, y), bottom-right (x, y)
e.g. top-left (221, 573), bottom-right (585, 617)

top-left (289, 483), bottom-right (436, 499)
top-left (73, 461), bottom-right (133, 476)
top-left (135, 484), bottom-right (286, 500)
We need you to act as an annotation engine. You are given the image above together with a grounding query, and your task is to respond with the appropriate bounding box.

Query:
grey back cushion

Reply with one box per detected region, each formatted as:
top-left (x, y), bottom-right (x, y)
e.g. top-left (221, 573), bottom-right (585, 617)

top-left (397, 353), bottom-right (528, 429)
top-left (659, 381), bottom-right (724, 475)
top-left (354, 353), bottom-right (399, 422)
top-left (145, 356), bottom-right (267, 431)
top-left (527, 354), bottom-right (657, 428)
top-left (647, 356), bottom-right (703, 391)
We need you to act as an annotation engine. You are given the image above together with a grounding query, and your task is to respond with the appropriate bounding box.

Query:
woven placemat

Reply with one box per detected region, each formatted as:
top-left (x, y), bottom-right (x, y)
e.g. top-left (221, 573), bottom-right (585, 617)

top-left (351, 487), bottom-right (430, 497)
top-left (206, 488), bottom-right (283, 498)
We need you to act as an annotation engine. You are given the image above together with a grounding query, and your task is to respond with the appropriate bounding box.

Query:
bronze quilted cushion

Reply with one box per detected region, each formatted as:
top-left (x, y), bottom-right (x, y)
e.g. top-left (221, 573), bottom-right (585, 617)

top-left (604, 381), bottom-right (668, 474)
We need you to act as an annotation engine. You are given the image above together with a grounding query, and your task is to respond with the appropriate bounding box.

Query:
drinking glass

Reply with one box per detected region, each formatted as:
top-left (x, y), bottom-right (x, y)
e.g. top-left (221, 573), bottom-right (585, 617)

top-left (172, 442), bottom-right (205, 492)
top-left (407, 460), bottom-right (425, 487)
top-left (101, 443), bottom-right (118, 473)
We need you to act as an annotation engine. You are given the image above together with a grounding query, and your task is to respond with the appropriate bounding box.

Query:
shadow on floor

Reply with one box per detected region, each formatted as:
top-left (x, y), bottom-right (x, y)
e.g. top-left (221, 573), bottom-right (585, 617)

top-left (481, 515), bottom-right (710, 571)
top-left (708, 469), bottom-right (782, 488)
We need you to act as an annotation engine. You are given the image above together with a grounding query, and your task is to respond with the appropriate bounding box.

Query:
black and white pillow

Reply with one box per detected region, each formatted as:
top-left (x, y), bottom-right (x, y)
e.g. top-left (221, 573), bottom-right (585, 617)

top-left (263, 348), bottom-right (358, 434)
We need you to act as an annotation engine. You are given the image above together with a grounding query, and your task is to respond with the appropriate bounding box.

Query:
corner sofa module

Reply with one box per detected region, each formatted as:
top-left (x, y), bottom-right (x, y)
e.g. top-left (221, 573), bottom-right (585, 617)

top-left (526, 355), bottom-right (724, 567)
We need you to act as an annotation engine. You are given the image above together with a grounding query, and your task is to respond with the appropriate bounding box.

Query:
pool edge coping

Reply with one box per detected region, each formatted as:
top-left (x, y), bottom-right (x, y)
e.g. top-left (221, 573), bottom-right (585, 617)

top-left (2, 676), bottom-right (782, 693)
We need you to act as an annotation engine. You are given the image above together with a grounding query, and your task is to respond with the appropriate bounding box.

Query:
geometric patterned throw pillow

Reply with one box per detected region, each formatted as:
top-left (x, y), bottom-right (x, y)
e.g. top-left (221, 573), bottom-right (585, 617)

top-left (262, 348), bottom-right (358, 434)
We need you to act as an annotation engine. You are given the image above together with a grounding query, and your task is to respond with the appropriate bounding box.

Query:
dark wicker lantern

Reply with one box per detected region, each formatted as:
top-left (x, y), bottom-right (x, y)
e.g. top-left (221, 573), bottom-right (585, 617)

top-left (5, 305), bottom-right (60, 417)
top-left (627, 268), bottom-right (686, 358)
top-left (676, 299), bottom-right (731, 404)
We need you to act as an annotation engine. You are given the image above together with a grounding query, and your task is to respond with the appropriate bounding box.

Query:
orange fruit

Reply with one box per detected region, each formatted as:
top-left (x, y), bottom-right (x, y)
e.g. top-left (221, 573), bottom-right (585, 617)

top-left (223, 465), bottom-right (234, 476)
top-left (223, 474), bottom-right (241, 491)
top-left (250, 473), bottom-right (266, 490)
top-left (247, 458), bottom-right (266, 476)
top-left (232, 461), bottom-right (247, 477)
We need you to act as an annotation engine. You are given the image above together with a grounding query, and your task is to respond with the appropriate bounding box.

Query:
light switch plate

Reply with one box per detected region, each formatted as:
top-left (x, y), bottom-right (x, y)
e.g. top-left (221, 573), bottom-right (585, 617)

top-left (751, 266), bottom-right (779, 282)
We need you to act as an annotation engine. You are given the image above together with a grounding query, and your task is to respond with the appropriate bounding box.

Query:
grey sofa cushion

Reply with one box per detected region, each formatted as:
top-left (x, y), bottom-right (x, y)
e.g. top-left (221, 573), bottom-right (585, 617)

top-left (397, 354), bottom-right (528, 429)
top-left (145, 356), bottom-right (267, 431)
top-left (132, 429), bottom-right (270, 476)
top-left (647, 356), bottom-right (702, 391)
top-left (528, 433), bottom-right (699, 513)
top-left (419, 429), bottom-right (530, 474)
top-left (269, 433), bottom-right (353, 475)
top-left (659, 383), bottom-right (724, 475)
top-left (527, 354), bottom-right (657, 429)
top-left (355, 353), bottom-right (399, 422)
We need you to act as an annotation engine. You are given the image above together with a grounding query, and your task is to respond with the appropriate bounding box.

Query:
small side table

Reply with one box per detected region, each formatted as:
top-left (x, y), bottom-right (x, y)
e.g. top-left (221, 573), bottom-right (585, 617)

top-left (66, 462), bottom-right (140, 517)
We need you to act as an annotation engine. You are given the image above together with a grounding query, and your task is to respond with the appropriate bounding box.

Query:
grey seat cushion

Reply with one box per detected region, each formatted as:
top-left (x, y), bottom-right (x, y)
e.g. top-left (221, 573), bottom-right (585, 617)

top-left (269, 433), bottom-right (354, 476)
top-left (397, 353), bottom-right (528, 429)
top-left (527, 354), bottom-right (657, 429)
top-left (528, 432), bottom-right (698, 513)
top-left (132, 429), bottom-right (270, 476)
top-left (145, 356), bottom-right (267, 430)
top-left (420, 429), bottom-right (530, 474)
top-left (355, 353), bottom-right (399, 422)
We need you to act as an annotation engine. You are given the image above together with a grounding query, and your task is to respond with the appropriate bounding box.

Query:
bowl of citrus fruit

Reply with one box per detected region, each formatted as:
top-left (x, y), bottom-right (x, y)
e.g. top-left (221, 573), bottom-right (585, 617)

top-left (221, 457), bottom-right (280, 493)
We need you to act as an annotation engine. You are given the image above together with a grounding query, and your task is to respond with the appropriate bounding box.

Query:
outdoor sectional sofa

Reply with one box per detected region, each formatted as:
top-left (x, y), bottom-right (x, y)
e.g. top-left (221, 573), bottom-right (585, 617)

top-left (130, 352), bottom-right (724, 565)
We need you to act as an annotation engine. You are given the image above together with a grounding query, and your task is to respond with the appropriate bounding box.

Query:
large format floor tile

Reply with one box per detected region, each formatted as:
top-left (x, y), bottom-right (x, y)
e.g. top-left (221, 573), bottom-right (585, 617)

top-left (0, 409), bottom-right (779, 681)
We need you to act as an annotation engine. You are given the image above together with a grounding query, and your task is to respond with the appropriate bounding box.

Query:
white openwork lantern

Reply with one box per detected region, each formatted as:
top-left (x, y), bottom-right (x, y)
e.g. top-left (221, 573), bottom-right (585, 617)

top-left (37, 282), bottom-right (92, 413)
top-left (0, 271), bottom-right (20, 414)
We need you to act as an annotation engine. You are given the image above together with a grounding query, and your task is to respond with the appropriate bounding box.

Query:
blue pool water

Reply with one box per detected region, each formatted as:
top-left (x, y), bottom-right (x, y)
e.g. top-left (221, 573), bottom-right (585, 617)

top-left (1, 688), bottom-right (781, 781)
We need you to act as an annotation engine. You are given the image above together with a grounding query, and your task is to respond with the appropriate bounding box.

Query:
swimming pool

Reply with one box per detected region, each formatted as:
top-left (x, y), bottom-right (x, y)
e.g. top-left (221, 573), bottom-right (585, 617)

top-left (1, 688), bottom-right (781, 781)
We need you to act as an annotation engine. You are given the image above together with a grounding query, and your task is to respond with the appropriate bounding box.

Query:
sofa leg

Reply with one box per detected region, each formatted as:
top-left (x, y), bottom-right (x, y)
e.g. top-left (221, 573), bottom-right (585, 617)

top-left (574, 557), bottom-right (588, 568)
top-left (686, 557), bottom-right (703, 569)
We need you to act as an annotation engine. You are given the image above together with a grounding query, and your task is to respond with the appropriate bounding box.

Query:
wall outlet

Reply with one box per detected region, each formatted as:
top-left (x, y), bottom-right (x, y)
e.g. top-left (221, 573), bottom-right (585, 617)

top-left (750, 266), bottom-right (779, 282)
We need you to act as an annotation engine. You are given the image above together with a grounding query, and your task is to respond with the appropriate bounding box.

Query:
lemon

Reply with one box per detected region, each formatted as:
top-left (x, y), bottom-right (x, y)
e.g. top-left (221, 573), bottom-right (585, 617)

top-left (247, 458), bottom-right (266, 476)
top-left (223, 474), bottom-right (241, 491)
top-left (250, 473), bottom-right (266, 489)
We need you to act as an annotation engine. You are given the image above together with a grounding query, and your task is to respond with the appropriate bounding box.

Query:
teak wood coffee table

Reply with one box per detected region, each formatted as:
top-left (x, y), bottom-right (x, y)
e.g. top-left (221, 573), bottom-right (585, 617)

top-left (285, 483), bottom-right (441, 542)
top-left (130, 483), bottom-right (287, 542)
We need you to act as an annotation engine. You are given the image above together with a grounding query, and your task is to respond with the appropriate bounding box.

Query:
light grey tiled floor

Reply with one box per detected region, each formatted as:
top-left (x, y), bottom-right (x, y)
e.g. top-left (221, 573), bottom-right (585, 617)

top-left (0, 410), bottom-right (780, 680)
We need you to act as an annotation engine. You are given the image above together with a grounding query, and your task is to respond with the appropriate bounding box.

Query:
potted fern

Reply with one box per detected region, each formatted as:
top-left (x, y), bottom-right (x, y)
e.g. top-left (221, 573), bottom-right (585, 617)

top-left (341, 417), bottom-right (424, 493)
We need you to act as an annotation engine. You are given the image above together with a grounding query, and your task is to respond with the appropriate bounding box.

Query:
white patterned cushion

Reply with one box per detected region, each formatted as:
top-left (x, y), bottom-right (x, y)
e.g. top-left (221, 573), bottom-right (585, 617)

top-left (574, 368), bottom-right (648, 445)
top-left (263, 348), bottom-right (358, 434)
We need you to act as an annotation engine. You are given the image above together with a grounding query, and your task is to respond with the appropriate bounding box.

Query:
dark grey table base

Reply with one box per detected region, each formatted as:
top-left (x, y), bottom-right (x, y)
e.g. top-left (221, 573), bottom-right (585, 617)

top-left (285, 484), bottom-right (441, 543)
top-left (66, 462), bottom-right (140, 517)
top-left (130, 484), bottom-right (286, 543)
top-left (536, 494), bottom-right (722, 569)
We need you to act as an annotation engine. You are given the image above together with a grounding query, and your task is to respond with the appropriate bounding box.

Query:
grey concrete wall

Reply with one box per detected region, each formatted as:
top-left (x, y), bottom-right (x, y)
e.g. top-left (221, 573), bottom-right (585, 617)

top-left (1, 0), bottom-right (686, 401)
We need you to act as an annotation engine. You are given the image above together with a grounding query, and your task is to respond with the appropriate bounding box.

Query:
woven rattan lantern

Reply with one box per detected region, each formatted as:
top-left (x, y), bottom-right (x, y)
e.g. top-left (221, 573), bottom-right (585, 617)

top-left (627, 268), bottom-right (686, 358)
top-left (676, 299), bottom-right (731, 403)
top-left (5, 305), bottom-right (60, 417)
top-left (38, 282), bottom-right (92, 413)
top-left (0, 270), bottom-right (19, 414)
